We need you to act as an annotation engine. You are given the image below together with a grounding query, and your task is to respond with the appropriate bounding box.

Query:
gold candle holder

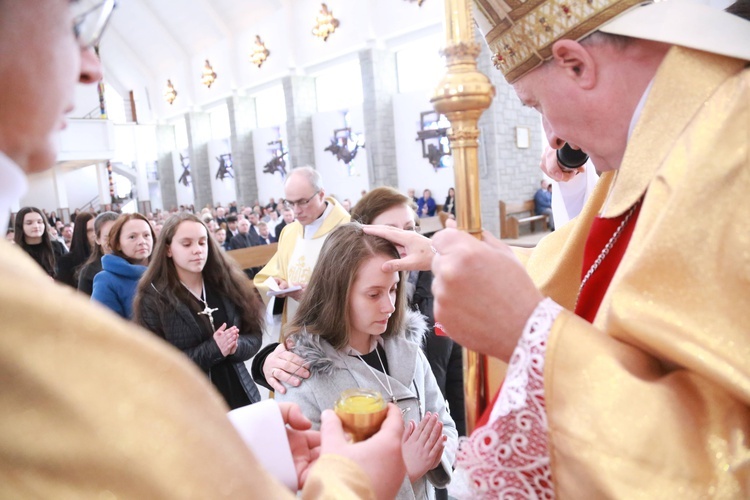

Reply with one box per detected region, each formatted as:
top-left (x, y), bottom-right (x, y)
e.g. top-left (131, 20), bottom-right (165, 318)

top-left (334, 389), bottom-right (388, 442)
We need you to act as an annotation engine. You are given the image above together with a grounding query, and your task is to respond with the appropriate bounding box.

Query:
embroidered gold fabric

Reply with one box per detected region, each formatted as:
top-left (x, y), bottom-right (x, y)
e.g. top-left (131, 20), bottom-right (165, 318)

top-left (475, 0), bottom-right (643, 82)
top-left (525, 47), bottom-right (750, 497)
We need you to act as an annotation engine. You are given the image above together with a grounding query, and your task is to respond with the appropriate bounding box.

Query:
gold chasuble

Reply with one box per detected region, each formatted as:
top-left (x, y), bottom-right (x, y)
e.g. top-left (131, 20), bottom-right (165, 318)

top-left (254, 197), bottom-right (350, 325)
top-left (524, 47), bottom-right (750, 497)
top-left (0, 240), bottom-right (372, 498)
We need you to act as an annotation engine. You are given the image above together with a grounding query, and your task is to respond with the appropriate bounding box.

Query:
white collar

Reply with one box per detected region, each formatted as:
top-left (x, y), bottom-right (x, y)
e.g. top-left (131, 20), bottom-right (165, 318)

top-left (0, 151), bottom-right (28, 235)
top-left (302, 201), bottom-right (333, 240)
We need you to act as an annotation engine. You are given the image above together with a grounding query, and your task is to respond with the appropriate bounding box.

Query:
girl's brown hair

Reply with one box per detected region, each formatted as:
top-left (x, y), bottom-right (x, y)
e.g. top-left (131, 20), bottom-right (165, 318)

top-left (132, 213), bottom-right (264, 337)
top-left (284, 222), bottom-right (406, 350)
top-left (14, 206), bottom-right (55, 276)
top-left (107, 213), bottom-right (156, 264)
top-left (349, 186), bottom-right (415, 225)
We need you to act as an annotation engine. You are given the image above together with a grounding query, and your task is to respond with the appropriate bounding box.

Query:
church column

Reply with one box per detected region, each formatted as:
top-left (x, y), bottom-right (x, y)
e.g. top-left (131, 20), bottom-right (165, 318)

top-left (476, 33), bottom-right (543, 237)
top-left (282, 75), bottom-right (316, 169)
top-left (228, 95), bottom-right (258, 206)
top-left (155, 124), bottom-right (178, 211)
top-left (52, 167), bottom-right (70, 222)
top-left (359, 47), bottom-right (399, 188)
top-left (185, 112), bottom-right (213, 210)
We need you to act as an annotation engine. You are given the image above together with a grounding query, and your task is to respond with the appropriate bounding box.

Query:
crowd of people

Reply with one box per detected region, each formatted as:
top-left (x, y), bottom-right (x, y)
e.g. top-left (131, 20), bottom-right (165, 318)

top-left (2, 0), bottom-right (749, 498)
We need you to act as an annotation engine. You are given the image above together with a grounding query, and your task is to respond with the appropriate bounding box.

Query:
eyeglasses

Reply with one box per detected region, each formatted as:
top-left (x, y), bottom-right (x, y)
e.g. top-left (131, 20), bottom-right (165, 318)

top-left (284, 191), bottom-right (320, 209)
top-left (72, 0), bottom-right (117, 50)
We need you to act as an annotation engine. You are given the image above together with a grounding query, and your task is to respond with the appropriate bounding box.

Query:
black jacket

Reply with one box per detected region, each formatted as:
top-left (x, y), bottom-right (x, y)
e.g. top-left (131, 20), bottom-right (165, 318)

top-left (137, 284), bottom-right (262, 403)
top-left (229, 231), bottom-right (260, 250)
top-left (412, 270), bottom-right (466, 436)
top-left (77, 258), bottom-right (102, 296)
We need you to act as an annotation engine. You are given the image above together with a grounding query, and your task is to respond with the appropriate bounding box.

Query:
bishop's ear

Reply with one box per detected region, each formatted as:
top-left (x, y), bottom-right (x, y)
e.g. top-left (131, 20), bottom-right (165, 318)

top-left (550, 39), bottom-right (597, 90)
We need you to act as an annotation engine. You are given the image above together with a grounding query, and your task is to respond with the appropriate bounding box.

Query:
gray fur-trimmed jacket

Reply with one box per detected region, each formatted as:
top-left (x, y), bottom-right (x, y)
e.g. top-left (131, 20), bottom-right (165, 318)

top-left (275, 310), bottom-right (457, 500)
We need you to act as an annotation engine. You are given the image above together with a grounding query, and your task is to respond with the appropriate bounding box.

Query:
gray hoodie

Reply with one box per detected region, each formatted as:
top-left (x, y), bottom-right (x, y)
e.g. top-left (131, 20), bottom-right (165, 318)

top-left (275, 310), bottom-right (457, 499)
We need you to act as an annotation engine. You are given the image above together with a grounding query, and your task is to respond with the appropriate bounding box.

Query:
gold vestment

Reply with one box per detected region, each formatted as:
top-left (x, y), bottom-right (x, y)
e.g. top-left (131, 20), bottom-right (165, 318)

top-left (0, 240), bottom-right (372, 498)
top-left (528, 47), bottom-right (750, 497)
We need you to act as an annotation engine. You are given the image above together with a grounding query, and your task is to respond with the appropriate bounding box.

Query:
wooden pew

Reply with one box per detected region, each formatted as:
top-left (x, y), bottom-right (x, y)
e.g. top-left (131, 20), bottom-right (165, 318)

top-left (499, 200), bottom-right (549, 239)
top-left (226, 243), bottom-right (278, 271)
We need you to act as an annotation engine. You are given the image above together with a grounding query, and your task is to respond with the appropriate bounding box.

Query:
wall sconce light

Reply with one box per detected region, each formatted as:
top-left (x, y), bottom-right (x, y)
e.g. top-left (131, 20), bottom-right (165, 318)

top-left (312, 3), bottom-right (339, 41)
top-left (250, 35), bottom-right (270, 68)
top-left (201, 60), bottom-right (217, 88)
top-left (164, 79), bottom-right (177, 105)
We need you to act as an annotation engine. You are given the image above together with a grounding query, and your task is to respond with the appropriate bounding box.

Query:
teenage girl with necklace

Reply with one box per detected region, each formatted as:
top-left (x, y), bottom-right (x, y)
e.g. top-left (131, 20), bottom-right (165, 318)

top-left (133, 213), bottom-right (265, 409)
top-left (275, 223), bottom-right (457, 499)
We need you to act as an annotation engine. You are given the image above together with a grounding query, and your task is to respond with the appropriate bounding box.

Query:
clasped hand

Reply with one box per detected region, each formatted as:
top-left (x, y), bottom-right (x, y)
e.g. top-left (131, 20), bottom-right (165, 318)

top-left (213, 323), bottom-right (239, 356)
top-left (402, 412), bottom-right (446, 482)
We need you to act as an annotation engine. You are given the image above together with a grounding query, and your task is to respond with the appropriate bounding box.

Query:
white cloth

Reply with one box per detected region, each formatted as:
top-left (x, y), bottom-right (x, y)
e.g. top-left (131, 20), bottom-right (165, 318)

top-left (551, 164), bottom-right (598, 227)
top-left (302, 202), bottom-right (333, 240)
top-left (600, 1), bottom-right (750, 63)
top-left (227, 400), bottom-right (297, 491)
top-left (0, 151), bottom-right (28, 235)
top-left (449, 298), bottom-right (562, 499)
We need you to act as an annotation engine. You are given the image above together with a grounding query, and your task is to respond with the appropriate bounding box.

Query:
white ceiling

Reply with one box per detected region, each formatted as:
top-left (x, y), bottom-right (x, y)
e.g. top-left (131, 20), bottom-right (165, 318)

top-left (96, 0), bottom-right (445, 121)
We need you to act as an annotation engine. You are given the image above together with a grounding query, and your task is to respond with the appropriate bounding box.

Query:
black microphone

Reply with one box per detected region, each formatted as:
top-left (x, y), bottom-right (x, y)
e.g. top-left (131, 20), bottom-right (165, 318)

top-left (556, 143), bottom-right (589, 169)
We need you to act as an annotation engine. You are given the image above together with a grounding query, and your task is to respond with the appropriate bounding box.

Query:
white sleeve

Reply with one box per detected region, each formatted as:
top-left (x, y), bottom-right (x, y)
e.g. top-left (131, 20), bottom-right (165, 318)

top-left (551, 160), bottom-right (598, 227)
top-left (449, 298), bottom-right (563, 499)
top-left (227, 399), bottom-right (297, 491)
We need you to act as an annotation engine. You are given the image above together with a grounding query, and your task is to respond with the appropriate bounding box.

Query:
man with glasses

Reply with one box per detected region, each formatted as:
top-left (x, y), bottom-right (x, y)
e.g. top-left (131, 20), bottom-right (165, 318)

top-left (0, 2), bottom-right (405, 498)
top-left (254, 166), bottom-right (349, 327)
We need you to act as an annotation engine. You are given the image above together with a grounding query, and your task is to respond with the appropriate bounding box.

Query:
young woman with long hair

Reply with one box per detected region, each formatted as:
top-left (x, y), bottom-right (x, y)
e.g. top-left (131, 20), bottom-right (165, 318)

top-left (254, 187), bottom-right (466, 436)
top-left (77, 211), bottom-right (119, 295)
top-left (275, 223), bottom-right (457, 499)
top-left (14, 206), bottom-right (66, 277)
top-left (55, 211), bottom-right (94, 288)
top-left (133, 213), bottom-right (265, 409)
top-left (91, 212), bottom-right (154, 318)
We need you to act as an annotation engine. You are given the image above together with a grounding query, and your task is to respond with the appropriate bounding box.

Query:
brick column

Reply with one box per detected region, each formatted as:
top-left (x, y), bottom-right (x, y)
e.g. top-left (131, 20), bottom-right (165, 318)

top-left (228, 95), bottom-right (258, 206)
top-left (359, 48), bottom-right (399, 188)
top-left (185, 112), bottom-right (213, 210)
top-left (156, 124), bottom-right (178, 211)
top-left (282, 75), bottom-right (316, 169)
top-left (476, 34), bottom-right (543, 237)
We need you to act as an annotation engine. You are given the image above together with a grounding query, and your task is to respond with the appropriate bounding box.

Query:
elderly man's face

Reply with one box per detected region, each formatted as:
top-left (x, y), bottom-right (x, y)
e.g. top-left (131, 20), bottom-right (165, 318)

top-left (0, 1), bottom-right (104, 174)
top-left (512, 41), bottom-right (634, 172)
top-left (238, 218), bottom-right (250, 234)
top-left (284, 174), bottom-right (325, 226)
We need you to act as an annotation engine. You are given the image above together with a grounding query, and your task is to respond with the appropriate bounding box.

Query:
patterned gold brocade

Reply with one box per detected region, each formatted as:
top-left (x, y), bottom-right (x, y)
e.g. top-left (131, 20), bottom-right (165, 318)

top-left (475, 0), bottom-right (644, 82)
top-left (0, 241), bottom-right (372, 497)
top-left (528, 47), bottom-right (750, 497)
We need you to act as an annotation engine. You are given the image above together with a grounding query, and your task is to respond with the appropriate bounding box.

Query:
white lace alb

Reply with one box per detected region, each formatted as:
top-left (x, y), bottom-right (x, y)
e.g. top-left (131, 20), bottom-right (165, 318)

top-left (449, 298), bottom-right (562, 499)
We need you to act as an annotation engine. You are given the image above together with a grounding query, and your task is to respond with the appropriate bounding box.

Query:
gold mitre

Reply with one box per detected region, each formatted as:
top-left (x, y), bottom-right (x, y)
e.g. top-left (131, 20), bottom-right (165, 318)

top-left (474, 0), bottom-right (646, 83)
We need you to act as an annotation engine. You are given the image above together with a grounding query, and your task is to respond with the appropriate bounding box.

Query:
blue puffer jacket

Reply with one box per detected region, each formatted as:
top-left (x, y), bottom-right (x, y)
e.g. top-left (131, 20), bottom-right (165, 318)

top-left (91, 254), bottom-right (147, 319)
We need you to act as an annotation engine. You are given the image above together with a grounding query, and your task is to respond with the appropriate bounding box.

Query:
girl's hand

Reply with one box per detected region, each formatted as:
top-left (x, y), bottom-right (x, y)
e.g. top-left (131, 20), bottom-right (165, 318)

top-left (401, 412), bottom-right (446, 482)
top-left (213, 323), bottom-right (239, 357)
